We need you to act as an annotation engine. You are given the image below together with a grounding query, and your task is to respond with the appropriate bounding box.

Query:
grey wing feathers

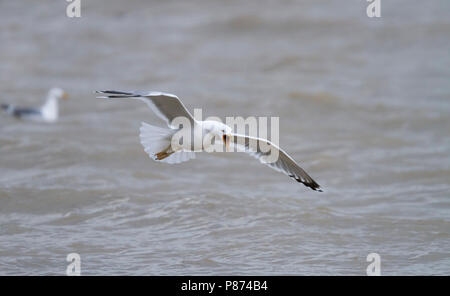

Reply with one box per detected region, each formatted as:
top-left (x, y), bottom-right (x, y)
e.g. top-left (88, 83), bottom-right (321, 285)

top-left (231, 134), bottom-right (322, 192)
top-left (95, 90), bottom-right (195, 128)
top-left (13, 107), bottom-right (42, 118)
top-left (1, 104), bottom-right (41, 118)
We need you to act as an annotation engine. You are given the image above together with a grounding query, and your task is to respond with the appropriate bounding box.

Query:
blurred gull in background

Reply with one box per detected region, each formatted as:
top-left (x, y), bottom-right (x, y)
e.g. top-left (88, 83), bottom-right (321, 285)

top-left (1, 88), bottom-right (68, 123)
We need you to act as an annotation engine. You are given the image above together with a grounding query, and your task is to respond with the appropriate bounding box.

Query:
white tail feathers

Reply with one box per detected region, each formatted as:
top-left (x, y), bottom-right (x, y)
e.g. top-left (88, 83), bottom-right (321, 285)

top-left (139, 122), bottom-right (173, 156)
top-left (139, 122), bottom-right (195, 164)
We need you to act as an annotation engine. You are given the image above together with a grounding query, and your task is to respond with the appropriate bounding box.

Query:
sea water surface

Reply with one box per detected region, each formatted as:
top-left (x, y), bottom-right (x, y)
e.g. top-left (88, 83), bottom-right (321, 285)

top-left (0, 0), bottom-right (449, 275)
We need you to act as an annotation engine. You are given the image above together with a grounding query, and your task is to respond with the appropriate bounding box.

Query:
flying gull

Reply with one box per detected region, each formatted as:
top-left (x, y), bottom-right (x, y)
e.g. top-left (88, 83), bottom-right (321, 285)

top-left (96, 90), bottom-right (322, 191)
top-left (1, 88), bottom-right (68, 123)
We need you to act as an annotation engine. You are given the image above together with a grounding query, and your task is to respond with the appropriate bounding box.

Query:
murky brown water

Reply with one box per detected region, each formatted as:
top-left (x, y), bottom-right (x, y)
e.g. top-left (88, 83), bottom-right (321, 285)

top-left (0, 0), bottom-right (449, 275)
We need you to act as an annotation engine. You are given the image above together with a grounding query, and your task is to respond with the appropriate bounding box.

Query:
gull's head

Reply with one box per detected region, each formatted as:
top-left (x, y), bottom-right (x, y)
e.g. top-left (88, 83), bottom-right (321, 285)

top-left (49, 88), bottom-right (69, 100)
top-left (206, 121), bottom-right (232, 152)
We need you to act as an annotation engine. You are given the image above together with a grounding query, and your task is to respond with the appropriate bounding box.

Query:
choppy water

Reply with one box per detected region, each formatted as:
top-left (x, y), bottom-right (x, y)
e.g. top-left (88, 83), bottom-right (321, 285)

top-left (0, 0), bottom-right (449, 275)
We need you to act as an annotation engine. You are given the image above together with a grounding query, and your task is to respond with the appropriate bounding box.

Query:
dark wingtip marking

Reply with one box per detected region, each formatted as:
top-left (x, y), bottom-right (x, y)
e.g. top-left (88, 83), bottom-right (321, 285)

top-left (98, 90), bottom-right (134, 95)
top-left (289, 175), bottom-right (323, 192)
top-left (106, 95), bottom-right (141, 98)
top-left (95, 90), bottom-right (141, 99)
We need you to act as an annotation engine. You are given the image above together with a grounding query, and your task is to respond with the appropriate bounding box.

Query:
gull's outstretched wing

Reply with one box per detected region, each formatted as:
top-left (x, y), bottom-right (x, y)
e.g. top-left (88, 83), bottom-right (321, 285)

top-left (231, 134), bottom-right (322, 192)
top-left (96, 90), bottom-right (195, 128)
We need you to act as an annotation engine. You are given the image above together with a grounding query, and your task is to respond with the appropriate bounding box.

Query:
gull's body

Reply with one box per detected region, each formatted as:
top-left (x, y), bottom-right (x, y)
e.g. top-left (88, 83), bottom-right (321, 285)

top-left (1, 88), bottom-right (68, 123)
top-left (96, 90), bottom-right (322, 191)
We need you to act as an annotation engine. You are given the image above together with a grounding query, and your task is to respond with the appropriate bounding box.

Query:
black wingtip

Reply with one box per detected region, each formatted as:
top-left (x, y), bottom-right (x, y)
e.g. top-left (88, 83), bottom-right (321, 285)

top-left (289, 175), bottom-right (323, 192)
top-left (96, 90), bottom-right (134, 95)
top-left (95, 90), bottom-right (142, 99)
